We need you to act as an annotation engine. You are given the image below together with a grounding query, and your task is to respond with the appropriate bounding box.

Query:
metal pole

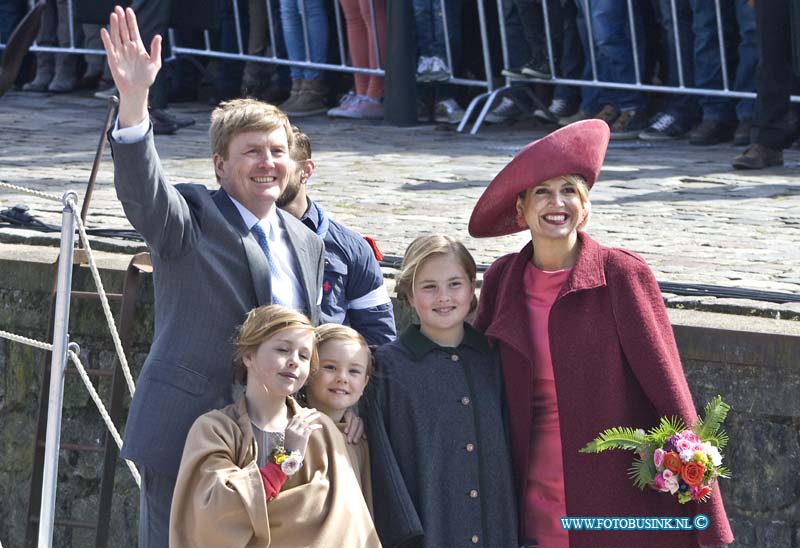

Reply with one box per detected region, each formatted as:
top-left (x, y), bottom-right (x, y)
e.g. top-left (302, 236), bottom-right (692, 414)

top-left (37, 191), bottom-right (78, 548)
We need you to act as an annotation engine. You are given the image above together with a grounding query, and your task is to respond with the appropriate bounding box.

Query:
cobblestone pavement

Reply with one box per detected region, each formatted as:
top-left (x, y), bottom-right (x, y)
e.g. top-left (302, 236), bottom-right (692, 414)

top-left (1, 91), bottom-right (799, 298)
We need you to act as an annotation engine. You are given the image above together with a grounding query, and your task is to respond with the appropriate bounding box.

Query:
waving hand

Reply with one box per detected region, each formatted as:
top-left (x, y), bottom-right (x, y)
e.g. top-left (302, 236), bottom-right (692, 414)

top-left (99, 6), bottom-right (162, 128)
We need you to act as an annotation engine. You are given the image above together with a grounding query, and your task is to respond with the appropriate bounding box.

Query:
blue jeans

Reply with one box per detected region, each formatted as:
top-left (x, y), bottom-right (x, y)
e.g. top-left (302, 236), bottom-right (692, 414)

top-left (579, 0), bottom-right (647, 111)
top-left (501, 0), bottom-right (530, 69)
top-left (689, 0), bottom-right (756, 122)
top-left (413, 0), bottom-right (463, 62)
top-left (553, 0), bottom-right (582, 105)
top-left (279, 0), bottom-right (328, 80)
top-left (657, 0), bottom-right (700, 124)
top-left (0, 0), bottom-right (26, 43)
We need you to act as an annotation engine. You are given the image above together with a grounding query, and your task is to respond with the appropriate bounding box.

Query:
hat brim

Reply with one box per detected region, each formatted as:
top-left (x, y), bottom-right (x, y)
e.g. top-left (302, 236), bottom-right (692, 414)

top-left (468, 120), bottom-right (610, 238)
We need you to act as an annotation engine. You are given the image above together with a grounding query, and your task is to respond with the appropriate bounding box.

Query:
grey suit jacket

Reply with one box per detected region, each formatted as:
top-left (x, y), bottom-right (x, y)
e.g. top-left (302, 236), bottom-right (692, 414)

top-left (110, 131), bottom-right (324, 478)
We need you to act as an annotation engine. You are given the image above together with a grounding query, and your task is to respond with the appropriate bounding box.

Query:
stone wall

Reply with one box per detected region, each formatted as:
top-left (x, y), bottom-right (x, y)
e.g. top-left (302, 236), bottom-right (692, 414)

top-left (0, 250), bottom-right (798, 547)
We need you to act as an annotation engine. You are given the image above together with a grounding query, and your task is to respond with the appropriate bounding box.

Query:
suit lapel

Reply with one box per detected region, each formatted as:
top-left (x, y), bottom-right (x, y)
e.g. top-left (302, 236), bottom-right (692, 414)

top-left (278, 209), bottom-right (316, 313)
top-left (212, 189), bottom-right (272, 306)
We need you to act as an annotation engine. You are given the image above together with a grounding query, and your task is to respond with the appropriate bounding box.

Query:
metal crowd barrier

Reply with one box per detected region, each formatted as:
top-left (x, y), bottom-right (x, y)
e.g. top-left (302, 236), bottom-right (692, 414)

top-left (2, 0), bottom-right (799, 135)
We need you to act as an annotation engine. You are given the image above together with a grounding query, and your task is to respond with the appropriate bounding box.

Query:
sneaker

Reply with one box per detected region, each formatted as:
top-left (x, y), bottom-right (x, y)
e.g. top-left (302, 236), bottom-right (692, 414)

top-left (426, 56), bottom-right (451, 82)
top-left (484, 97), bottom-right (522, 124)
top-left (610, 109), bottom-right (648, 140)
top-left (503, 58), bottom-right (551, 80)
top-left (688, 119), bottom-right (736, 145)
top-left (336, 95), bottom-right (384, 120)
top-left (638, 112), bottom-right (688, 141)
top-left (327, 91), bottom-right (358, 117)
top-left (501, 65), bottom-right (527, 80)
top-left (520, 59), bottom-right (551, 79)
top-left (416, 56), bottom-right (433, 82)
top-left (534, 98), bottom-right (575, 123)
top-left (734, 119), bottom-right (752, 146)
top-left (731, 143), bottom-right (783, 169)
top-left (434, 98), bottom-right (465, 124)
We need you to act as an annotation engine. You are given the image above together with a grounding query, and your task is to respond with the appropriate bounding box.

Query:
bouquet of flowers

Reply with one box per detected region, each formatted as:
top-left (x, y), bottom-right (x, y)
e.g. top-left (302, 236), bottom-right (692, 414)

top-left (580, 396), bottom-right (731, 504)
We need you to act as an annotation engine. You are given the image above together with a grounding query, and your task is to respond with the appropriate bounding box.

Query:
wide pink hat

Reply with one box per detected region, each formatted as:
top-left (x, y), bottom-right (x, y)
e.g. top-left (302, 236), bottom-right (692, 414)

top-left (468, 120), bottom-right (610, 238)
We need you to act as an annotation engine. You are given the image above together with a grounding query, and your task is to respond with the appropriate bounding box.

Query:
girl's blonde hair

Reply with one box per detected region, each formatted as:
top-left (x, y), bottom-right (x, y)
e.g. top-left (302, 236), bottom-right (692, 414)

top-left (232, 305), bottom-right (318, 384)
top-left (314, 323), bottom-right (374, 376)
top-left (395, 234), bottom-right (478, 313)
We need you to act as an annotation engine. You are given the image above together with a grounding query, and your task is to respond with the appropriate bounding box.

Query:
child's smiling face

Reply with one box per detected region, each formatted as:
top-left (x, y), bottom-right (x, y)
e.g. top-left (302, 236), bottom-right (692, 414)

top-left (306, 339), bottom-right (371, 415)
top-left (243, 327), bottom-right (315, 398)
top-left (408, 252), bottom-right (475, 344)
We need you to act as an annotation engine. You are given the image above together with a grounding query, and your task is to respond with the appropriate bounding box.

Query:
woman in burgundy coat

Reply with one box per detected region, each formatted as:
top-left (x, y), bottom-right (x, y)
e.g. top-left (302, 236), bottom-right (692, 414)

top-left (469, 120), bottom-right (734, 548)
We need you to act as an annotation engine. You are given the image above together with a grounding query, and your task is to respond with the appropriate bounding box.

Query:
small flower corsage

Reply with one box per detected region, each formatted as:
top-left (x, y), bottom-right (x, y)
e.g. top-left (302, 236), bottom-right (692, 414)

top-left (271, 446), bottom-right (304, 476)
top-left (580, 396), bottom-right (731, 504)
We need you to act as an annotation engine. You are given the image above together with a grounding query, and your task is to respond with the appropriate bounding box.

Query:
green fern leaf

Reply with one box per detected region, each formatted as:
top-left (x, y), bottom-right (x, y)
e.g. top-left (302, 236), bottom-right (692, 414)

top-left (646, 415), bottom-right (686, 444)
top-left (695, 396), bottom-right (730, 440)
top-left (628, 456), bottom-right (656, 490)
top-left (703, 429), bottom-right (729, 451)
top-left (715, 466), bottom-right (731, 479)
top-left (580, 427), bottom-right (647, 453)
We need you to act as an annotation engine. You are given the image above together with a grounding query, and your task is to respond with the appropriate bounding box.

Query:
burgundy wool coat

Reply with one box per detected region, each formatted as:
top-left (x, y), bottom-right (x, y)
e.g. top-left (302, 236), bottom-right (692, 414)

top-left (473, 232), bottom-right (734, 548)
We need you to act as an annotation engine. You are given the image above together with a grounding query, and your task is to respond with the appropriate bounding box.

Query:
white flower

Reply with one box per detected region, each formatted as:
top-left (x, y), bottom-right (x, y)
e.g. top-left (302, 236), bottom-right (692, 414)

top-left (679, 449), bottom-right (695, 463)
top-left (664, 474), bottom-right (680, 494)
top-left (707, 446), bottom-right (723, 467)
top-left (279, 450), bottom-right (304, 476)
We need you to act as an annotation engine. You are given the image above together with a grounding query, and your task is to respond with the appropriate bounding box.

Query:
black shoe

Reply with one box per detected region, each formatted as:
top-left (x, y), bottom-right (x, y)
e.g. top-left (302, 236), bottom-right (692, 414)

top-left (688, 120), bottom-right (736, 145)
top-left (731, 143), bottom-right (783, 169)
top-left (638, 112), bottom-right (689, 141)
top-left (151, 117), bottom-right (179, 135)
top-left (502, 59), bottom-right (551, 80)
top-left (520, 59), bottom-right (552, 79)
top-left (733, 119), bottom-right (752, 146)
top-left (150, 108), bottom-right (195, 130)
top-left (533, 98), bottom-right (576, 123)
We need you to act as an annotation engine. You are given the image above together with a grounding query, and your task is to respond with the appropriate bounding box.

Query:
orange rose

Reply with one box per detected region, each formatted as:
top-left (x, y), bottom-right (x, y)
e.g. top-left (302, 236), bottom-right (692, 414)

top-left (663, 451), bottom-right (683, 474)
top-left (681, 461), bottom-right (706, 487)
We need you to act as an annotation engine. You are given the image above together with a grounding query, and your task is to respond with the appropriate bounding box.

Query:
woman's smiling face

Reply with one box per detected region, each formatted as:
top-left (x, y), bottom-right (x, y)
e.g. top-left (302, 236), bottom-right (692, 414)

top-left (516, 176), bottom-right (588, 243)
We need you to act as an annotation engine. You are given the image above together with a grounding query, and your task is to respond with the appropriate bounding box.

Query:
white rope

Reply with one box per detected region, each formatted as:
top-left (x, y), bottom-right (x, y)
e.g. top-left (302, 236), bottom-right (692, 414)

top-left (0, 180), bottom-right (64, 202)
top-left (68, 350), bottom-right (141, 488)
top-left (0, 329), bottom-right (53, 351)
top-left (67, 196), bottom-right (136, 398)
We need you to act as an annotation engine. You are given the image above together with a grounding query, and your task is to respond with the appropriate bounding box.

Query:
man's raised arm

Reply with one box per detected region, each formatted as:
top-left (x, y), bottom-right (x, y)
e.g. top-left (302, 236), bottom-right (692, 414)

top-left (99, 5), bottom-right (161, 130)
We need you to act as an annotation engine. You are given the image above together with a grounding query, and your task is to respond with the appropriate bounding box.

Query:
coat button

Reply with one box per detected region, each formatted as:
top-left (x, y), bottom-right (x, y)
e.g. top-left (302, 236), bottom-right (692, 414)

top-left (461, 396), bottom-right (470, 406)
top-left (471, 535), bottom-right (479, 544)
top-left (469, 489), bottom-right (478, 498)
top-left (466, 443), bottom-right (475, 452)
top-left (451, 354), bottom-right (459, 361)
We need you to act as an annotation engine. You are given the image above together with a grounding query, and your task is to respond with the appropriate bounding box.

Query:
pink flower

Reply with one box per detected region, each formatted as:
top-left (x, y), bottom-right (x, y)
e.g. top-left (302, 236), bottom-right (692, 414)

top-left (654, 448), bottom-right (665, 468)
top-left (675, 438), bottom-right (693, 452)
top-left (681, 431), bottom-right (700, 444)
top-left (652, 473), bottom-right (668, 492)
top-left (691, 485), bottom-right (712, 500)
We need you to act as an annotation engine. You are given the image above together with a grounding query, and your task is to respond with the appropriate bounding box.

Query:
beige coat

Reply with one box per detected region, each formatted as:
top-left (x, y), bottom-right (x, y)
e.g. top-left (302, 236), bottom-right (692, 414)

top-left (169, 397), bottom-right (381, 548)
top-left (335, 421), bottom-right (373, 515)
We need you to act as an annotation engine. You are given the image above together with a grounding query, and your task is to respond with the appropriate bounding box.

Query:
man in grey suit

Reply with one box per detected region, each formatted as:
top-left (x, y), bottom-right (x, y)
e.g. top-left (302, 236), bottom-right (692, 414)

top-left (100, 7), bottom-right (324, 547)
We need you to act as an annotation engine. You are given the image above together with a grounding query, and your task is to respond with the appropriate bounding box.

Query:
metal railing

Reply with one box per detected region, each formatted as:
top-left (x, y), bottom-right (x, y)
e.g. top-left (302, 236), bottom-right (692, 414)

top-left (3, 0), bottom-right (799, 135)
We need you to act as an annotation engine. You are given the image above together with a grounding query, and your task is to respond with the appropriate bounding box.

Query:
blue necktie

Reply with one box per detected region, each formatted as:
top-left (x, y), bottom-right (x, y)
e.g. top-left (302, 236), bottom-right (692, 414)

top-left (251, 224), bottom-right (287, 306)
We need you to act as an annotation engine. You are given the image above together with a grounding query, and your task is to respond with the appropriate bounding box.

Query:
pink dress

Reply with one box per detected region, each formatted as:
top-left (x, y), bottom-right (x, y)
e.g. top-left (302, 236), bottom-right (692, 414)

top-left (522, 263), bottom-right (571, 547)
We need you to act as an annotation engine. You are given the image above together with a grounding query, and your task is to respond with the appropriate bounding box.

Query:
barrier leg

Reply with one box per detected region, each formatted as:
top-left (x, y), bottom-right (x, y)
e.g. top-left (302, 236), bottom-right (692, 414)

top-left (37, 191), bottom-right (78, 548)
top-left (384, 0), bottom-right (417, 126)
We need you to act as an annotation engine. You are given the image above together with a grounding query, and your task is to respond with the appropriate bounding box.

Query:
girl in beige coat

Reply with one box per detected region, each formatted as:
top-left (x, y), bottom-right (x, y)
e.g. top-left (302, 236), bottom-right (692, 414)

top-left (169, 305), bottom-right (380, 547)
